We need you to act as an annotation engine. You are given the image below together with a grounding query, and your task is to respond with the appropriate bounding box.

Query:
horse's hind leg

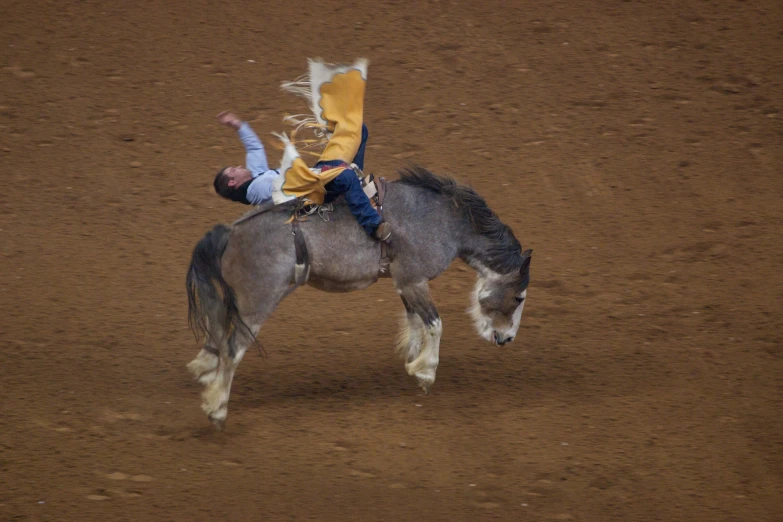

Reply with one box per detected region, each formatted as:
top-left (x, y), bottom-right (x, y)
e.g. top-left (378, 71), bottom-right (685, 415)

top-left (200, 331), bottom-right (252, 428)
top-left (197, 311), bottom-right (268, 428)
top-left (397, 281), bottom-right (441, 394)
top-left (191, 280), bottom-right (292, 428)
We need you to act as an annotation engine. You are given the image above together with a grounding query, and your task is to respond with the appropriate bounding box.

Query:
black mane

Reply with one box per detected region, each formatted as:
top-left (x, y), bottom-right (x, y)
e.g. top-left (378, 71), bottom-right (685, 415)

top-left (397, 165), bottom-right (524, 273)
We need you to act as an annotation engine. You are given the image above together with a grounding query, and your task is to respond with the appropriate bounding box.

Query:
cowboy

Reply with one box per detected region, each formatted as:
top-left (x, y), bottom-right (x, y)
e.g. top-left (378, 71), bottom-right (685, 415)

top-left (212, 112), bottom-right (390, 242)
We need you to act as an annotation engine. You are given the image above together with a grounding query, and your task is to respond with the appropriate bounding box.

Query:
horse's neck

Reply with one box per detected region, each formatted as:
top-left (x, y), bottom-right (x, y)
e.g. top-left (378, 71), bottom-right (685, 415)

top-left (460, 235), bottom-right (498, 270)
top-left (459, 232), bottom-right (521, 277)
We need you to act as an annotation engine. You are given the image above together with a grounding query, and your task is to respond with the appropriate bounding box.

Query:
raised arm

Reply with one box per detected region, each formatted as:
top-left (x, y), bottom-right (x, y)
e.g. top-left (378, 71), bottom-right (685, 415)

top-left (217, 111), bottom-right (270, 173)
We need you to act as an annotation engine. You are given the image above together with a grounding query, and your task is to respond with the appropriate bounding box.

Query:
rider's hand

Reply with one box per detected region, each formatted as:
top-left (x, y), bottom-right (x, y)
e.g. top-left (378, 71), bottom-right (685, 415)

top-left (217, 111), bottom-right (243, 130)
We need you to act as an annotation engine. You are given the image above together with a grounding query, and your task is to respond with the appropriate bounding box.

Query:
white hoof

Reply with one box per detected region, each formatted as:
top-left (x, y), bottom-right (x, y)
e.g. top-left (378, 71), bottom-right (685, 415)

top-left (206, 405), bottom-right (227, 429)
top-left (414, 372), bottom-right (435, 394)
top-left (201, 377), bottom-right (229, 425)
top-left (405, 353), bottom-right (438, 394)
top-left (201, 397), bottom-right (228, 428)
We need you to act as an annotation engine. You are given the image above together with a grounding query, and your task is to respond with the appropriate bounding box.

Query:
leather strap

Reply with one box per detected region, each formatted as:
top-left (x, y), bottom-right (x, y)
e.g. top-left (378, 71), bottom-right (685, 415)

top-left (376, 177), bottom-right (387, 212)
top-left (375, 177), bottom-right (391, 277)
top-left (291, 220), bottom-right (310, 285)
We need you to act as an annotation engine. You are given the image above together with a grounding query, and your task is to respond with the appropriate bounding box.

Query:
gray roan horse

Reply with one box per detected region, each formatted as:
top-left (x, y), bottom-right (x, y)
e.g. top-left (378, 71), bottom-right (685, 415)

top-left (186, 166), bottom-right (532, 428)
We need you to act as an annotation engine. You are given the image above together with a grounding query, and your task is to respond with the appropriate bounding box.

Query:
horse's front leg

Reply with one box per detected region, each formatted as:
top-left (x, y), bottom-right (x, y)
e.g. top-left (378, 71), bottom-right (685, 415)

top-left (397, 281), bottom-right (441, 394)
top-left (396, 311), bottom-right (425, 364)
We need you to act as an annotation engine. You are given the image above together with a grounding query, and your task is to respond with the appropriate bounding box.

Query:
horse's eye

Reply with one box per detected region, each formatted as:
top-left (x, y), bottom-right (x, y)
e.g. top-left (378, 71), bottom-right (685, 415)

top-left (515, 296), bottom-right (525, 304)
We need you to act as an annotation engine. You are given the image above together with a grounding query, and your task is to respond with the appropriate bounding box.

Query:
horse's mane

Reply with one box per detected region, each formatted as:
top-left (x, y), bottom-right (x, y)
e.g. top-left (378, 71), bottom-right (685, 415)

top-left (396, 165), bottom-right (524, 273)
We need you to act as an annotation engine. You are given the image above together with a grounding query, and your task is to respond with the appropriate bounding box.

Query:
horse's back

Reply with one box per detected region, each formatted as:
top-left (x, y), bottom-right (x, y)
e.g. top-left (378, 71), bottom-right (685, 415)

top-left (220, 178), bottom-right (462, 294)
top-left (224, 201), bottom-right (381, 293)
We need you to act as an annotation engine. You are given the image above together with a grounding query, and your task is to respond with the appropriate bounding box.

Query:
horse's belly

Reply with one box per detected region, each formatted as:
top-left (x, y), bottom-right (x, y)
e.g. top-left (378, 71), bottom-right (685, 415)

top-left (306, 275), bottom-right (377, 293)
top-left (305, 239), bottom-right (382, 293)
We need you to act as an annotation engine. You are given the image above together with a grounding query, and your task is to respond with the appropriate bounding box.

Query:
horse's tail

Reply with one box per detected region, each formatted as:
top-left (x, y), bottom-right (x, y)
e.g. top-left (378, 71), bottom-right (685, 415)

top-left (186, 224), bottom-right (252, 358)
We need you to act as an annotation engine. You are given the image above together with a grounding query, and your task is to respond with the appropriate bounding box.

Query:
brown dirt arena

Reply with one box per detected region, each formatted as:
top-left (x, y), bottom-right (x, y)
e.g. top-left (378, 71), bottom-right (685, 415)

top-left (1, 0), bottom-right (782, 520)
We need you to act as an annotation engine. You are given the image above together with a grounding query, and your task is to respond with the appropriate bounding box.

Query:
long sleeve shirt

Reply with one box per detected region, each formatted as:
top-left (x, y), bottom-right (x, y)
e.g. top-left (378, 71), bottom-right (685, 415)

top-left (238, 122), bottom-right (279, 205)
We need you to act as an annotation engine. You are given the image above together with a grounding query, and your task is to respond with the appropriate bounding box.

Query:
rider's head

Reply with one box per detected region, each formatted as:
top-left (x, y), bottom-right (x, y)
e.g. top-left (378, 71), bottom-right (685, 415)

top-left (213, 166), bottom-right (253, 200)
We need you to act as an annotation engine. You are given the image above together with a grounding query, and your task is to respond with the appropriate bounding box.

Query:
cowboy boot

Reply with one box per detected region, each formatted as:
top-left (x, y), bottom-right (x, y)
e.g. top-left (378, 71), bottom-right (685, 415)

top-left (374, 222), bottom-right (392, 242)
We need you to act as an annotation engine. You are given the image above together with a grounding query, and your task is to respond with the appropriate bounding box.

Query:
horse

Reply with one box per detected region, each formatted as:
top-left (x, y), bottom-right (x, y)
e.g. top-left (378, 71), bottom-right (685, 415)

top-left (186, 165), bottom-right (532, 428)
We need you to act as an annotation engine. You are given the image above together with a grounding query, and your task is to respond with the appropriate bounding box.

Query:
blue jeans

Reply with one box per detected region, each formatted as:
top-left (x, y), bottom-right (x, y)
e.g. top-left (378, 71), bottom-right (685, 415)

top-left (352, 124), bottom-right (369, 171)
top-left (317, 125), bottom-right (381, 236)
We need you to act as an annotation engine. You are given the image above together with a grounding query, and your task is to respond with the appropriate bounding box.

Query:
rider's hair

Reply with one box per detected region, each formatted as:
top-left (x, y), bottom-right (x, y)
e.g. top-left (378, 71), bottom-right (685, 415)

top-left (213, 167), bottom-right (232, 199)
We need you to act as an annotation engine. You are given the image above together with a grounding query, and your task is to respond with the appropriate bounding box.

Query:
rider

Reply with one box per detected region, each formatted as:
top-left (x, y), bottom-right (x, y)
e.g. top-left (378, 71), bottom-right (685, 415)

top-left (212, 112), bottom-right (390, 242)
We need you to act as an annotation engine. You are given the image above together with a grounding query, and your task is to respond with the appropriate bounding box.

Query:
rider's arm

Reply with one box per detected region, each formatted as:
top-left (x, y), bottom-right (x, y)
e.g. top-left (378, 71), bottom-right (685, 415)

top-left (217, 111), bottom-right (269, 174)
top-left (237, 122), bottom-right (270, 174)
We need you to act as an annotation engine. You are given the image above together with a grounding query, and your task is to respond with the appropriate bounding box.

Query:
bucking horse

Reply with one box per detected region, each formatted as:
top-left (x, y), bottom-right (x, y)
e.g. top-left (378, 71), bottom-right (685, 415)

top-left (186, 165), bottom-right (532, 428)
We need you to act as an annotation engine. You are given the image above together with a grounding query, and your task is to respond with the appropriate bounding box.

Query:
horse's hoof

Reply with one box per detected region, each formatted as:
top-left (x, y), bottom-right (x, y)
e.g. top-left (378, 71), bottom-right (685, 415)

top-left (415, 374), bottom-right (434, 394)
top-left (208, 415), bottom-right (225, 431)
top-left (203, 400), bottom-right (228, 431)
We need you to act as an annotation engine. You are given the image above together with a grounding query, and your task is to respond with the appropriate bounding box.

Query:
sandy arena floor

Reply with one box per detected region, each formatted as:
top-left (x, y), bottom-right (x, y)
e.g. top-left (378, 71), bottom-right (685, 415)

top-left (1, 0), bottom-right (782, 520)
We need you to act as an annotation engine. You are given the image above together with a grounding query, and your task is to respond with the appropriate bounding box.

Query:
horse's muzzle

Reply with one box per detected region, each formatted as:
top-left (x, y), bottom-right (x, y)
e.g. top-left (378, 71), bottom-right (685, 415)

top-left (493, 332), bottom-right (514, 346)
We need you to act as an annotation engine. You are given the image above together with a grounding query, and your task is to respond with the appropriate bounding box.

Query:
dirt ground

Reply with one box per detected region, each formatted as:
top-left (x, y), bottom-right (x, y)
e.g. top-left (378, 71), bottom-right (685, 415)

top-left (1, 0), bottom-right (782, 520)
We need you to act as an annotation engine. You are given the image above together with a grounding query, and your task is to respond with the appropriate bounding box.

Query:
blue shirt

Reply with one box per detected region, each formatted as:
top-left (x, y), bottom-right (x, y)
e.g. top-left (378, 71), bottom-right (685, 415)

top-left (238, 122), bottom-right (279, 205)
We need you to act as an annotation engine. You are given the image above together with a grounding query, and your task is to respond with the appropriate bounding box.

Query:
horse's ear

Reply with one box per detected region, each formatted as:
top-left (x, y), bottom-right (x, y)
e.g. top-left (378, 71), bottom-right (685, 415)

top-left (520, 249), bottom-right (532, 274)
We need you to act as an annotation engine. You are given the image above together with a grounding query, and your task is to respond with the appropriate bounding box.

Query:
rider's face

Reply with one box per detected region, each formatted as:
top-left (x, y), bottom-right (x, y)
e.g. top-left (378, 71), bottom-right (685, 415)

top-left (223, 166), bottom-right (252, 187)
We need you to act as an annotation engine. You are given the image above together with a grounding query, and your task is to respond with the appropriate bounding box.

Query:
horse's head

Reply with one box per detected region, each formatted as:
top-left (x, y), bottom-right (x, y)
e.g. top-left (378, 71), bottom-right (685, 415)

top-left (469, 249), bottom-right (532, 346)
